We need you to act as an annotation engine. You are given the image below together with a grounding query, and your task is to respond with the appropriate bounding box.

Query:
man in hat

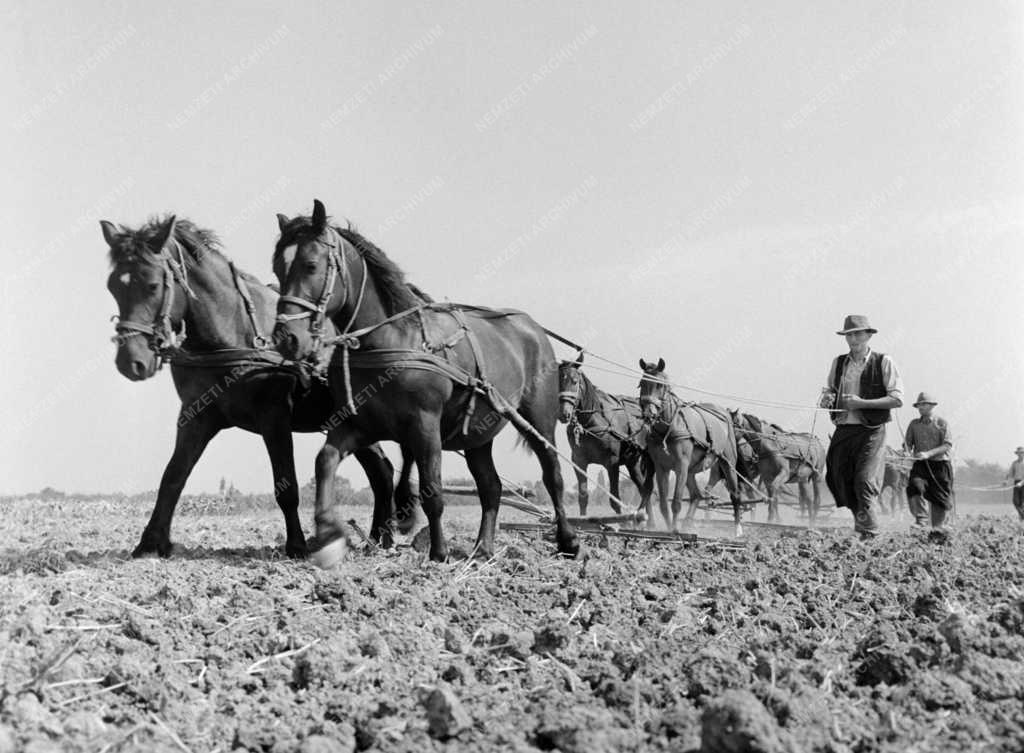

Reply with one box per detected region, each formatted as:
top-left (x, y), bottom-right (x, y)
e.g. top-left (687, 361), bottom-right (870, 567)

top-left (819, 315), bottom-right (904, 539)
top-left (903, 392), bottom-right (953, 540)
top-left (1006, 447), bottom-right (1024, 520)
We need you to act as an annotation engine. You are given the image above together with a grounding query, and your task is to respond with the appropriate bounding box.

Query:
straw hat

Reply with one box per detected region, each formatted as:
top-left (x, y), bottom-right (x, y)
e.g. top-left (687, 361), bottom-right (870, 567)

top-left (912, 392), bottom-right (937, 407)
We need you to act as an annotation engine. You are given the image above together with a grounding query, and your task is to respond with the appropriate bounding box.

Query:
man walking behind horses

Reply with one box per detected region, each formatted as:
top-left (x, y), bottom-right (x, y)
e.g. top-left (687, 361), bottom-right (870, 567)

top-left (903, 392), bottom-right (953, 540)
top-left (1006, 447), bottom-right (1024, 520)
top-left (820, 315), bottom-right (904, 539)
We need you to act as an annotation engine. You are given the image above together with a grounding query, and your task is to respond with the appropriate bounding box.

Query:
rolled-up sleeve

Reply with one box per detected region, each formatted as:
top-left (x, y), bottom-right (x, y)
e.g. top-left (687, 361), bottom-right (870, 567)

top-left (938, 418), bottom-right (952, 448)
top-left (881, 355), bottom-right (903, 404)
top-left (824, 357), bottom-right (838, 391)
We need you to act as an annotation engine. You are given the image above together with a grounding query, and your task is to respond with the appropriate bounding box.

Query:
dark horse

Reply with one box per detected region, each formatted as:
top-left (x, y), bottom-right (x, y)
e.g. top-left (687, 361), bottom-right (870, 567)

top-left (272, 199), bottom-right (578, 564)
top-left (102, 215), bottom-right (398, 557)
top-left (729, 411), bottom-right (825, 524)
top-left (637, 358), bottom-right (744, 536)
top-left (557, 355), bottom-right (654, 516)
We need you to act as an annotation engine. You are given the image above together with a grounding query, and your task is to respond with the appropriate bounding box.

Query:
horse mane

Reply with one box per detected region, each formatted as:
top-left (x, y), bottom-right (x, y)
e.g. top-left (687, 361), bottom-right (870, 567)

top-left (274, 214), bottom-right (424, 315)
top-left (576, 369), bottom-right (600, 411)
top-left (107, 215), bottom-right (223, 268)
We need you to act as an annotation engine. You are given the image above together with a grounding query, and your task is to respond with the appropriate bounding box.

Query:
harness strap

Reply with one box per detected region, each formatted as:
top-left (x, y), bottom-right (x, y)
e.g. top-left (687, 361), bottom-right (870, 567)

top-left (452, 308), bottom-right (487, 436)
top-left (228, 260), bottom-right (270, 348)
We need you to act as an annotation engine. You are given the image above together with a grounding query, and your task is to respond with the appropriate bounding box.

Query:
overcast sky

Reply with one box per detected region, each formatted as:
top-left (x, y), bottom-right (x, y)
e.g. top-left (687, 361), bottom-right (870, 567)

top-left (3, 0), bottom-right (1022, 495)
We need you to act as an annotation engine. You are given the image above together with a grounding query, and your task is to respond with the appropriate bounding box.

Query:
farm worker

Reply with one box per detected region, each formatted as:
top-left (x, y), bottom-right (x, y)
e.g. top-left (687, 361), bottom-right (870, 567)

top-left (819, 315), bottom-right (904, 540)
top-left (1006, 447), bottom-right (1024, 520)
top-left (902, 392), bottom-right (953, 541)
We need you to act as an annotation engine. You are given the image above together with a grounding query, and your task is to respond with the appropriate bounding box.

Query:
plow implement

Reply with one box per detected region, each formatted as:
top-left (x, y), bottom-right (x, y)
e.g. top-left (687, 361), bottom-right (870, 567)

top-left (498, 521), bottom-right (747, 550)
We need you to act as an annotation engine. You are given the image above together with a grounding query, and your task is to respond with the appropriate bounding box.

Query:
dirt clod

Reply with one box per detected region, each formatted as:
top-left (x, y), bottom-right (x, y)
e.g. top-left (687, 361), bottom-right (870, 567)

top-left (700, 689), bottom-right (790, 753)
top-left (419, 684), bottom-right (471, 739)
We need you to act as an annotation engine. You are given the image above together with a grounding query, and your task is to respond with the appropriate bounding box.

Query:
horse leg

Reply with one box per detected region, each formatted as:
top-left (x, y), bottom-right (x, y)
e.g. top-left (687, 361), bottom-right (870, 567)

top-left (654, 466), bottom-right (670, 530)
top-left (607, 462), bottom-right (623, 515)
top-left (307, 425), bottom-right (368, 567)
top-left (259, 419), bottom-right (307, 558)
top-left (465, 440), bottom-right (501, 559)
top-left (393, 444), bottom-right (421, 535)
top-left (354, 444), bottom-right (396, 548)
top-left (809, 472), bottom-right (823, 526)
top-left (521, 426), bottom-right (579, 557)
top-left (626, 451), bottom-right (654, 527)
top-left (675, 445), bottom-right (695, 529)
top-left (796, 477), bottom-right (810, 527)
top-left (409, 425), bottom-right (448, 562)
top-left (767, 464), bottom-right (788, 523)
top-left (720, 457), bottom-right (744, 538)
top-left (133, 411), bottom-right (221, 558)
top-left (573, 452), bottom-right (590, 517)
top-left (684, 473), bottom-right (703, 525)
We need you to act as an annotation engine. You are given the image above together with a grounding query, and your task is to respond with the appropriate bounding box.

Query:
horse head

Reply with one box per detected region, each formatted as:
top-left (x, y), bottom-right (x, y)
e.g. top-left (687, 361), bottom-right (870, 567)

top-left (637, 357), bottom-right (668, 423)
top-left (102, 215), bottom-right (189, 381)
top-left (272, 199), bottom-right (347, 361)
top-left (556, 351), bottom-right (585, 423)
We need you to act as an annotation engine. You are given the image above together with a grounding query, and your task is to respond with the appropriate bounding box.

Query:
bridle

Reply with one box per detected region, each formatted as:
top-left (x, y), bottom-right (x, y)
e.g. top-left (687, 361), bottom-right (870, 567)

top-left (558, 371), bottom-right (581, 410)
top-left (275, 226), bottom-right (367, 359)
top-left (638, 373), bottom-right (670, 420)
top-left (111, 230), bottom-right (274, 367)
top-left (111, 237), bottom-right (196, 360)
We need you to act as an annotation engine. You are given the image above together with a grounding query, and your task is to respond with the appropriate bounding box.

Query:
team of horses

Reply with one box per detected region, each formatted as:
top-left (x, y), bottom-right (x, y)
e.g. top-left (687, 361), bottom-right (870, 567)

top-left (102, 200), bottom-right (864, 564)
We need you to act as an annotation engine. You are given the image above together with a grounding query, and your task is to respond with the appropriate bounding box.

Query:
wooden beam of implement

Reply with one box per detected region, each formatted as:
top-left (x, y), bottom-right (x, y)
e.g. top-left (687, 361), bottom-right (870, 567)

top-left (566, 510), bottom-right (648, 528)
top-left (443, 484), bottom-right (536, 498)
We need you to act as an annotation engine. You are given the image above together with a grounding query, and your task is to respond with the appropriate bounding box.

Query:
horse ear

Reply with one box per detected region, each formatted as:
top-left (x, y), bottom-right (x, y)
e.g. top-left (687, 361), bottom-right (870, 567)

top-left (276, 213), bottom-right (290, 232)
top-left (657, 357), bottom-right (665, 372)
top-left (312, 199), bottom-right (327, 230)
top-left (639, 358), bottom-right (647, 370)
top-left (152, 215), bottom-right (177, 251)
top-left (575, 351), bottom-right (584, 366)
top-left (99, 220), bottom-right (120, 247)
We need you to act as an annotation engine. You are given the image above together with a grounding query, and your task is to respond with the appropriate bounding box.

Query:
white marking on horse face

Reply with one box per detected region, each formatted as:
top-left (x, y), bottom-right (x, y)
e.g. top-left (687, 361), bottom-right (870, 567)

top-left (118, 272), bottom-right (131, 286)
top-left (280, 245), bottom-right (296, 275)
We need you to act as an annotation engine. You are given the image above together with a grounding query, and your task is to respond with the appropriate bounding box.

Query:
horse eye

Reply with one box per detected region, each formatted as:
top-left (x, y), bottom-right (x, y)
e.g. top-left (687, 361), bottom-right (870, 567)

top-left (148, 282), bottom-right (160, 292)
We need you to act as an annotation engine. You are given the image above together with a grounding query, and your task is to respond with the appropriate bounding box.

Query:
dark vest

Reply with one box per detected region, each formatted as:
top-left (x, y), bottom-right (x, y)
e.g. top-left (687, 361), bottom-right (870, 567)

top-left (831, 351), bottom-right (891, 427)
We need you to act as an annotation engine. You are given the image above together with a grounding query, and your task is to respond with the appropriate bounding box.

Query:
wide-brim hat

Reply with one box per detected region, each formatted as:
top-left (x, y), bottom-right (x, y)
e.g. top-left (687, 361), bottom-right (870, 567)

top-left (836, 314), bottom-right (877, 335)
top-left (912, 392), bottom-right (937, 407)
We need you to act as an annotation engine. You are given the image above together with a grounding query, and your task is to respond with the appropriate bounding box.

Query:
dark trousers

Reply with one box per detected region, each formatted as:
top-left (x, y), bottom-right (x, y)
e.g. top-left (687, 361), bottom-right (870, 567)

top-left (1014, 485), bottom-right (1024, 520)
top-left (825, 424), bottom-right (886, 535)
top-left (907, 460), bottom-right (952, 530)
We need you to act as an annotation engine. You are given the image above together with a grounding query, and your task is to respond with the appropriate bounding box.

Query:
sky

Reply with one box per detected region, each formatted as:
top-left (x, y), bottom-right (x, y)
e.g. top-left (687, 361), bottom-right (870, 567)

top-left (2, 0), bottom-right (1022, 496)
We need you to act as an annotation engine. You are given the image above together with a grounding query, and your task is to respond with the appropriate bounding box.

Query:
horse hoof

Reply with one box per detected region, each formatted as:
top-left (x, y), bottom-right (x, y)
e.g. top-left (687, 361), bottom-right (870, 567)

top-left (558, 537), bottom-right (581, 559)
top-left (428, 546), bottom-right (449, 563)
top-left (310, 538), bottom-right (349, 569)
top-left (285, 541), bottom-right (309, 559)
top-left (132, 541), bottom-right (171, 559)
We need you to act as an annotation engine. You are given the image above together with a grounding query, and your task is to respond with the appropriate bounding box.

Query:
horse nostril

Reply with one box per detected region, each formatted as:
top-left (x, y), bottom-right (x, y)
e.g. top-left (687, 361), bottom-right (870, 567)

top-left (131, 360), bottom-right (147, 378)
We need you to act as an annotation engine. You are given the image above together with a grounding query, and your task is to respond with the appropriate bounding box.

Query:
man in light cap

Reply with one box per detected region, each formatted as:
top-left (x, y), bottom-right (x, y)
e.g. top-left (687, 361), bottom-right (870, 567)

top-left (1006, 447), bottom-right (1024, 520)
top-left (819, 315), bottom-right (904, 539)
top-left (903, 392), bottom-right (953, 540)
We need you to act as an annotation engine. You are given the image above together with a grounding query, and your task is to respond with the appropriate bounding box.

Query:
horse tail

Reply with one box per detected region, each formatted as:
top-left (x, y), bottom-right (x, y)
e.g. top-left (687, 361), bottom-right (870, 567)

top-left (513, 432), bottom-right (535, 455)
top-left (638, 449), bottom-right (655, 494)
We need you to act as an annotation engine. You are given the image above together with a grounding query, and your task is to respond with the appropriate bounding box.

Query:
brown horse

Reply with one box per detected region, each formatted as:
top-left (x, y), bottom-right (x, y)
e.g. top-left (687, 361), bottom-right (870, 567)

top-left (729, 411), bottom-right (825, 524)
top-left (557, 355), bottom-right (654, 516)
top-left (881, 447), bottom-right (912, 517)
top-left (102, 215), bottom-right (398, 557)
top-left (637, 358), bottom-right (744, 536)
top-left (271, 199), bottom-right (579, 563)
